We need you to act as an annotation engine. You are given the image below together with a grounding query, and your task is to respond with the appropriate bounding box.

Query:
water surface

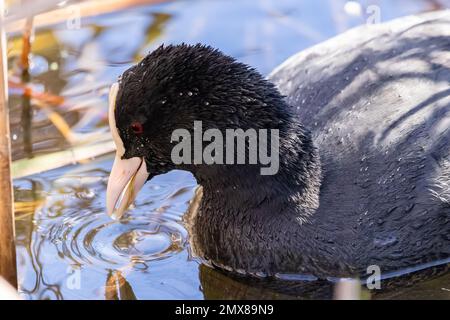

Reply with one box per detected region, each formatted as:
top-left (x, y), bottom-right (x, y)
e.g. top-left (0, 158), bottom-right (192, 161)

top-left (9, 0), bottom-right (450, 299)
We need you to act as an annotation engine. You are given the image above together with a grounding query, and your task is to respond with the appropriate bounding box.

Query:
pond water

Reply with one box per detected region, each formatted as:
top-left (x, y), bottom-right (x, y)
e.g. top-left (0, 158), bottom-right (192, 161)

top-left (8, 0), bottom-right (450, 299)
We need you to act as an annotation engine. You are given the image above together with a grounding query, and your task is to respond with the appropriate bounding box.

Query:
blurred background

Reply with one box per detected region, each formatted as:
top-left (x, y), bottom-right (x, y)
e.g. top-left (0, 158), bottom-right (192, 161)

top-left (3, 0), bottom-right (450, 299)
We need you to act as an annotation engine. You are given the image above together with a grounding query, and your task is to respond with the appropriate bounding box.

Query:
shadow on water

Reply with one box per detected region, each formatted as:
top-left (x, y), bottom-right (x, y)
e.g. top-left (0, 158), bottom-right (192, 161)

top-left (199, 263), bottom-right (450, 299)
top-left (9, 0), bottom-right (450, 299)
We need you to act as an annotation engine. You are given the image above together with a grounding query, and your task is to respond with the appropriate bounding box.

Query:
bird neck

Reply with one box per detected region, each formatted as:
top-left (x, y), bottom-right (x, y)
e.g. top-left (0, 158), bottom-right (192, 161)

top-left (186, 119), bottom-right (325, 275)
top-left (194, 118), bottom-right (322, 213)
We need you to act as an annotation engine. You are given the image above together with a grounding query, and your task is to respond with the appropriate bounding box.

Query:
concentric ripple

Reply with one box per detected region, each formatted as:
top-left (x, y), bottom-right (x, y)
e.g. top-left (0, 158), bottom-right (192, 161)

top-left (77, 216), bottom-right (186, 267)
top-left (31, 167), bottom-right (194, 270)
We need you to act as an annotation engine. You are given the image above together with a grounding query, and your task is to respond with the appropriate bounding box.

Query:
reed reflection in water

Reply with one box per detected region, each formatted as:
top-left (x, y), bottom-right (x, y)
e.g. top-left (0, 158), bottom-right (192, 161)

top-left (9, 0), bottom-right (450, 299)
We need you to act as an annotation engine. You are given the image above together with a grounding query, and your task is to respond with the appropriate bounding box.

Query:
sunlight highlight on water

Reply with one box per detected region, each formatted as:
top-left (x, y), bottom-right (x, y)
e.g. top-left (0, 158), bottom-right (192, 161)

top-left (9, 0), bottom-right (450, 300)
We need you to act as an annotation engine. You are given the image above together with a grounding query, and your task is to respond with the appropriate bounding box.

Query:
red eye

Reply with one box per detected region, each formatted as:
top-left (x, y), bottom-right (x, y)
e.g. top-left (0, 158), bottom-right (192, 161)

top-left (131, 121), bottom-right (144, 135)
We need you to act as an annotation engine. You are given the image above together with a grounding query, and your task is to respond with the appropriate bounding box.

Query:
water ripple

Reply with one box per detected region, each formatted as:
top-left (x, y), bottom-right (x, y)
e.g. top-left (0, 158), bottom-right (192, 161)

top-left (31, 167), bottom-right (193, 272)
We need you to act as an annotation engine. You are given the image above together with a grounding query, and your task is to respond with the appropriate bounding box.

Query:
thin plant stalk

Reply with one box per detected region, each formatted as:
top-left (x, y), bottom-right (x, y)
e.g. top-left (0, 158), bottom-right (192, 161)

top-left (0, 0), bottom-right (17, 289)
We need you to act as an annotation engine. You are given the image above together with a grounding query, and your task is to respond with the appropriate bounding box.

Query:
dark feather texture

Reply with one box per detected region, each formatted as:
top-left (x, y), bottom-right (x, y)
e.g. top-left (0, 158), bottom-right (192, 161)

top-left (113, 12), bottom-right (450, 279)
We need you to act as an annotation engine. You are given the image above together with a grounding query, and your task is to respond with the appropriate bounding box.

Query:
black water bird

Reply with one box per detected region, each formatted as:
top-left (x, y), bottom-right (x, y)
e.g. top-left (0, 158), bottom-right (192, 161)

top-left (106, 12), bottom-right (450, 279)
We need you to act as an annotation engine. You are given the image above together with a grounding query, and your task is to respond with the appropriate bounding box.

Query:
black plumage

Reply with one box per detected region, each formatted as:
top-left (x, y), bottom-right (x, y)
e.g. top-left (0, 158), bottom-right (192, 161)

top-left (112, 13), bottom-right (450, 279)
